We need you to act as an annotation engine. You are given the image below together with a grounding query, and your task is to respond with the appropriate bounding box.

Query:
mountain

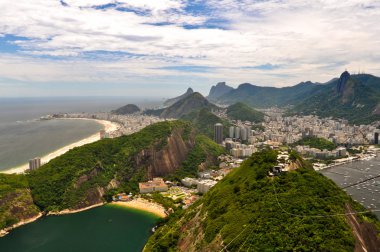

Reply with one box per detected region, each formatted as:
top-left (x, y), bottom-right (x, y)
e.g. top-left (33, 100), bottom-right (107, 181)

top-left (208, 72), bottom-right (380, 124)
top-left (145, 150), bottom-right (380, 251)
top-left (211, 81), bottom-right (320, 108)
top-left (226, 102), bottom-right (264, 122)
top-left (291, 72), bottom-right (380, 124)
top-left (207, 82), bottom-right (233, 101)
top-left (164, 88), bottom-right (194, 107)
top-left (181, 108), bottom-right (230, 139)
top-left (160, 92), bottom-right (218, 119)
top-left (112, 104), bottom-right (140, 115)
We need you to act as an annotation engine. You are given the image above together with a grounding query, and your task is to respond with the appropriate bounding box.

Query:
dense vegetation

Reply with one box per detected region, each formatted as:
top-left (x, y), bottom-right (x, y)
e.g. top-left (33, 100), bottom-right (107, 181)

top-left (0, 174), bottom-right (40, 230)
top-left (226, 102), bottom-right (264, 122)
top-left (293, 136), bottom-right (337, 151)
top-left (167, 135), bottom-right (225, 181)
top-left (181, 108), bottom-right (230, 139)
top-left (145, 150), bottom-right (379, 251)
top-left (291, 74), bottom-right (380, 124)
top-left (27, 121), bottom-right (192, 211)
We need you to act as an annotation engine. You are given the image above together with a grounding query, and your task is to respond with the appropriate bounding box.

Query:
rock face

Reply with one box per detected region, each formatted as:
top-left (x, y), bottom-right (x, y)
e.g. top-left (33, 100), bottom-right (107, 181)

top-left (207, 82), bottom-right (233, 101)
top-left (164, 88), bottom-right (194, 107)
top-left (136, 128), bottom-right (196, 178)
top-left (337, 71), bottom-right (351, 95)
top-left (112, 104), bottom-right (140, 115)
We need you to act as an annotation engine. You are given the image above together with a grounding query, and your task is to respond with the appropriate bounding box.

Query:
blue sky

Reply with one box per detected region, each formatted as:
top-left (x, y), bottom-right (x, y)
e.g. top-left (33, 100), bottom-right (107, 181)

top-left (1, 0), bottom-right (380, 97)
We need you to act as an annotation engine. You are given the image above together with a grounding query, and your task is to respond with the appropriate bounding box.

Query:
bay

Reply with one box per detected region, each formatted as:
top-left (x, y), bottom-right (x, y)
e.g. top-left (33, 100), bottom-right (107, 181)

top-left (0, 205), bottom-right (159, 252)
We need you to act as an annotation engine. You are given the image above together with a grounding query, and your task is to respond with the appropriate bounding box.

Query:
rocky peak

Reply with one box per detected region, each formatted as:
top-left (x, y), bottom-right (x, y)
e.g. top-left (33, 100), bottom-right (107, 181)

top-left (208, 82), bottom-right (234, 100)
top-left (337, 71), bottom-right (351, 94)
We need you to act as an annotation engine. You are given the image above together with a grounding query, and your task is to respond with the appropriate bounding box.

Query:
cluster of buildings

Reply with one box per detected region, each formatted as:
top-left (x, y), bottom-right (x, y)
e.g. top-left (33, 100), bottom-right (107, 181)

top-left (51, 112), bottom-right (164, 138)
top-left (228, 125), bottom-right (254, 141)
top-left (295, 145), bottom-right (347, 159)
top-left (224, 139), bottom-right (257, 158)
top-left (138, 178), bottom-right (169, 193)
top-left (259, 113), bottom-right (380, 146)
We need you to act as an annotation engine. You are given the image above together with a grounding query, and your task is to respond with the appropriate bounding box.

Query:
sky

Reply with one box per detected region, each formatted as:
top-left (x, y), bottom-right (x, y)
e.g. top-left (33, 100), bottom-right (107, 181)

top-left (1, 0), bottom-right (380, 97)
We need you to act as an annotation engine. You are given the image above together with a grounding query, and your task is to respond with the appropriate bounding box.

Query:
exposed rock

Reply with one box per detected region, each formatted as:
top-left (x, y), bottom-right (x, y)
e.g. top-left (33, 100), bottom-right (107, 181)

top-left (337, 71), bottom-right (351, 95)
top-left (135, 128), bottom-right (196, 178)
top-left (208, 82), bottom-right (234, 101)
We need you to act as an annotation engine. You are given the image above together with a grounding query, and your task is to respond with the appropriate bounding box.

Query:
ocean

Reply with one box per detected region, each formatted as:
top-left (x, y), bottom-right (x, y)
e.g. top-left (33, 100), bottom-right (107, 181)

top-left (0, 205), bottom-right (159, 252)
top-left (0, 97), bottom-right (162, 171)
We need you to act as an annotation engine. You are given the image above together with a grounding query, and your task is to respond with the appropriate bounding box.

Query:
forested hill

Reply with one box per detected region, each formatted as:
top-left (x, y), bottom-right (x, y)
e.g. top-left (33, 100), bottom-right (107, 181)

top-left (1, 120), bottom-right (225, 232)
top-left (145, 150), bottom-right (380, 251)
top-left (290, 72), bottom-right (380, 124)
top-left (226, 102), bottom-right (264, 122)
top-left (25, 120), bottom-right (222, 212)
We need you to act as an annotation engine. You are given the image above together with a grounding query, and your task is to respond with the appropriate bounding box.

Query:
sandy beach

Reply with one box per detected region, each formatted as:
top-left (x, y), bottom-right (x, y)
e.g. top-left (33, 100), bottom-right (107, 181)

top-left (1, 118), bottom-right (120, 174)
top-left (47, 202), bottom-right (105, 216)
top-left (111, 198), bottom-right (167, 218)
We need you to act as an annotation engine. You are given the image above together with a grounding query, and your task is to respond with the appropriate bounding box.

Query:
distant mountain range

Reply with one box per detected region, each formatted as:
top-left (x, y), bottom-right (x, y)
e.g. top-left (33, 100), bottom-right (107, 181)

top-left (208, 72), bottom-right (380, 124)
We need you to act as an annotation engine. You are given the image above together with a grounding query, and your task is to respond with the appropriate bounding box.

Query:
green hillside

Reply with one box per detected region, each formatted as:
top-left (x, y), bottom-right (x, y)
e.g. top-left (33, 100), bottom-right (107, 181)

top-left (0, 174), bottom-right (40, 230)
top-left (181, 108), bottom-right (230, 139)
top-left (293, 136), bottom-right (336, 151)
top-left (145, 150), bottom-right (380, 251)
top-left (27, 121), bottom-right (192, 211)
top-left (112, 104), bottom-right (140, 115)
top-left (226, 102), bottom-right (264, 122)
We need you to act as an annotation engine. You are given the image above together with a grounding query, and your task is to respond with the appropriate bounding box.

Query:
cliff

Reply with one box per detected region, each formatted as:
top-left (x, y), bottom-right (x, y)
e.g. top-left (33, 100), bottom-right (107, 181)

top-left (136, 128), bottom-right (195, 178)
top-left (207, 82), bottom-right (233, 101)
top-left (0, 174), bottom-right (41, 234)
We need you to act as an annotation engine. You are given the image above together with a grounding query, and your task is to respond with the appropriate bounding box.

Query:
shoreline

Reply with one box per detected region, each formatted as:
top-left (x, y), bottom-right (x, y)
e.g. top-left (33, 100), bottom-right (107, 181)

top-left (1, 118), bottom-right (120, 174)
top-left (0, 200), bottom-right (164, 237)
top-left (47, 202), bottom-right (106, 216)
top-left (110, 199), bottom-right (167, 218)
top-left (0, 212), bottom-right (43, 237)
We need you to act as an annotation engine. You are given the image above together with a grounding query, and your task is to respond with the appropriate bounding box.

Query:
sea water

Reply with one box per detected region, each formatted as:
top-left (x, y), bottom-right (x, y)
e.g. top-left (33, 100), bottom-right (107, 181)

top-left (0, 205), bottom-right (159, 252)
top-left (0, 97), bottom-right (160, 171)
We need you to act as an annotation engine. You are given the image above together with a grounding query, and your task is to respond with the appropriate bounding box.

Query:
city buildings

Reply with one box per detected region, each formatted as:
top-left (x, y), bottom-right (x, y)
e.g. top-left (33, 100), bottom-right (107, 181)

top-left (214, 123), bottom-right (223, 144)
top-left (29, 157), bottom-right (41, 170)
top-left (139, 178), bottom-right (168, 193)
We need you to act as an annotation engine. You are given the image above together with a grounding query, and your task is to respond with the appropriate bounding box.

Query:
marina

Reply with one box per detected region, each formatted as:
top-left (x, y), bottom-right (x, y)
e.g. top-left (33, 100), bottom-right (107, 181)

top-left (320, 155), bottom-right (380, 219)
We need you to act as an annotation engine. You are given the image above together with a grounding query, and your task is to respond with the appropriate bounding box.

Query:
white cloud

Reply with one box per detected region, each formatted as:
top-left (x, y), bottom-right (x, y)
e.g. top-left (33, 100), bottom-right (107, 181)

top-left (0, 0), bottom-right (380, 96)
